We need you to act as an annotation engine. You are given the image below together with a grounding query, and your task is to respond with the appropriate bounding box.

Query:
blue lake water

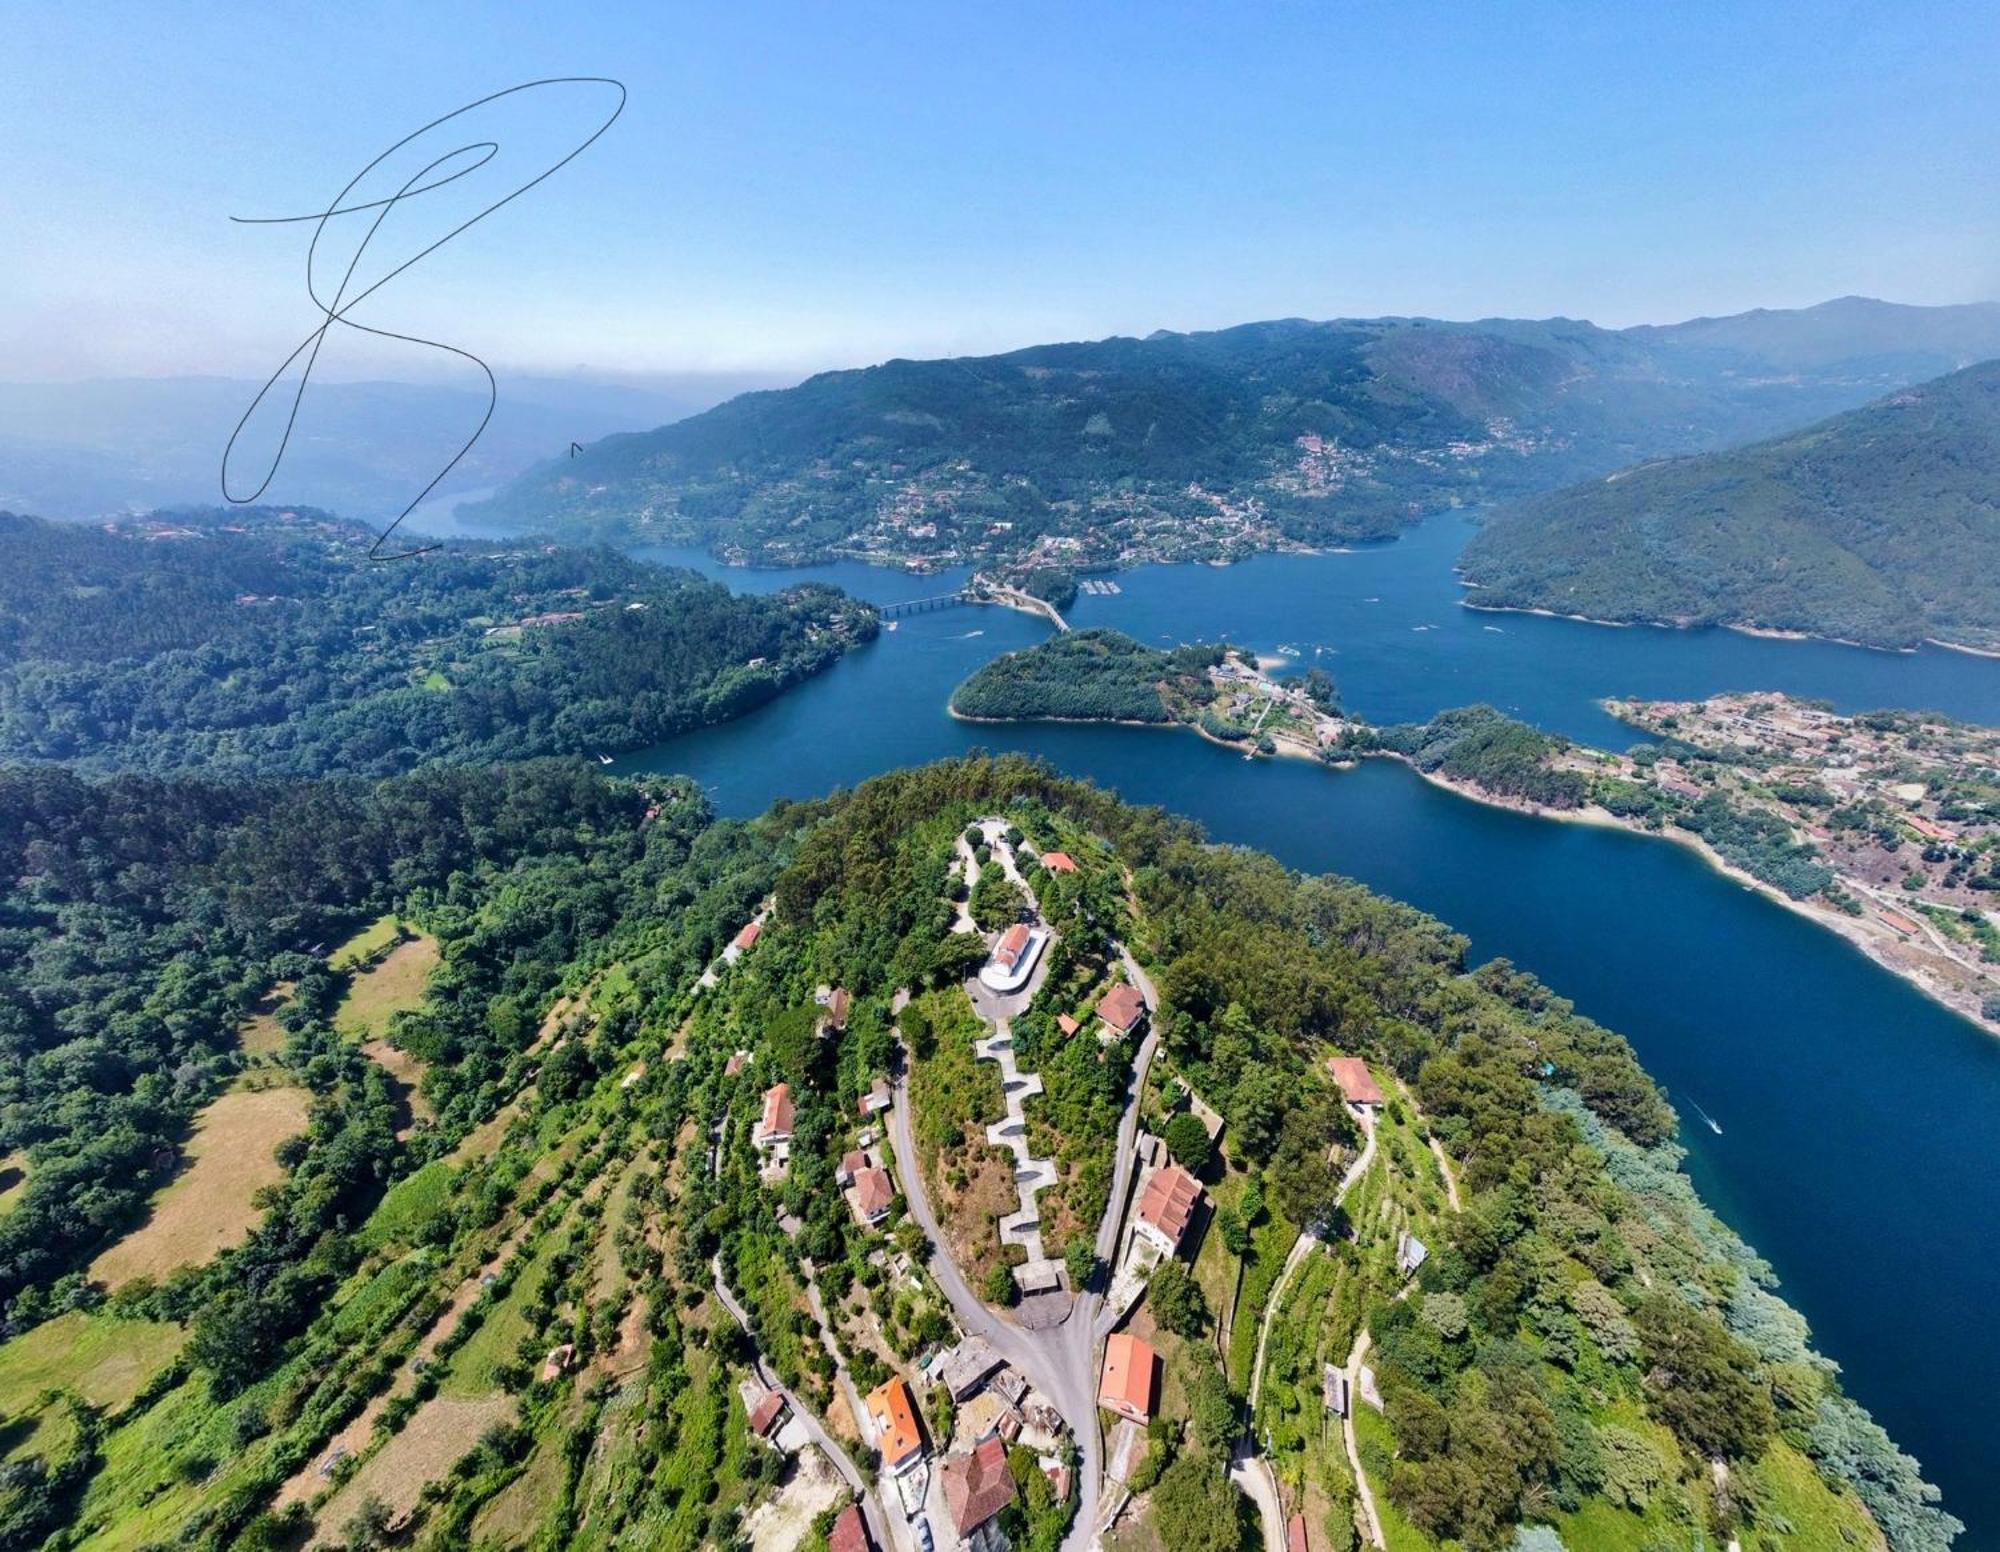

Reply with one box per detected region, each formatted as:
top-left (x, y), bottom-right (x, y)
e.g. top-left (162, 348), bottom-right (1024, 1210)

top-left (603, 517), bottom-right (2000, 1542)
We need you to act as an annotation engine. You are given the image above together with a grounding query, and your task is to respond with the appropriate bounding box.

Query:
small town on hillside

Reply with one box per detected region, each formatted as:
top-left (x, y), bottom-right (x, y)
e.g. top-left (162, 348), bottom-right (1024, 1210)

top-left (704, 813), bottom-right (1452, 1552)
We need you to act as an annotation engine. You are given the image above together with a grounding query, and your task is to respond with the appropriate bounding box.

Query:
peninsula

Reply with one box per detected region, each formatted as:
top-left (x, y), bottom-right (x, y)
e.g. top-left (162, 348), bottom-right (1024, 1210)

top-left (951, 633), bottom-right (2000, 1031)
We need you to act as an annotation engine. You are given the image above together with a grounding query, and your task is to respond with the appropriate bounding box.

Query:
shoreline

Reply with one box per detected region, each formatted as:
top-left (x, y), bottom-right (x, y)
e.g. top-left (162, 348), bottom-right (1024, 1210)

top-left (1458, 594), bottom-right (1998, 659)
top-left (954, 690), bottom-right (1999, 1034)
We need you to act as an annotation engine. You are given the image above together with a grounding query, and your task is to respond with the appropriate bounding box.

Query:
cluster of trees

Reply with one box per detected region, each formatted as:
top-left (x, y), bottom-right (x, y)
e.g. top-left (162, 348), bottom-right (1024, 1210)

top-left (0, 509), bottom-right (874, 777)
top-left (1462, 358), bottom-right (2000, 651)
top-left (950, 629), bottom-right (1223, 724)
top-left (1357, 704), bottom-right (1589, 809)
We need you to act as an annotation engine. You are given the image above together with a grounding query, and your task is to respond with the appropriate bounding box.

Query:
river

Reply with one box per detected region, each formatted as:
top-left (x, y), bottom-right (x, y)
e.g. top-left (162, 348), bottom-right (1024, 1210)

top-left (434, 503), bottom-right (2000, 1544)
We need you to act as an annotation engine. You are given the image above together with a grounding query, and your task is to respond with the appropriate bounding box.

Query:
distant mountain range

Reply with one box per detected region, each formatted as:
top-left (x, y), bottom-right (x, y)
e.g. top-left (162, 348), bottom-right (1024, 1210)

top-left (1460, 357), bottom-right (2000, 651)
top-left (0, 370), bottom-right (786, 523)
top-left (465, 296), bottom-right (2000, 568)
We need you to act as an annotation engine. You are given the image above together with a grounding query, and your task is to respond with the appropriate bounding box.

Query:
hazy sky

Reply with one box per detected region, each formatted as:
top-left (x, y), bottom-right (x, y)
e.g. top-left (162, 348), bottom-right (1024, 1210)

top-left (5, 0), bottom-right (1999, 382)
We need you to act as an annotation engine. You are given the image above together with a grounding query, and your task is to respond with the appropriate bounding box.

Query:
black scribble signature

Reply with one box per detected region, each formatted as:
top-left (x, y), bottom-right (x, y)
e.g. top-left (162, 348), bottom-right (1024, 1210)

top-left (222, 78), bottom-right (627, 559)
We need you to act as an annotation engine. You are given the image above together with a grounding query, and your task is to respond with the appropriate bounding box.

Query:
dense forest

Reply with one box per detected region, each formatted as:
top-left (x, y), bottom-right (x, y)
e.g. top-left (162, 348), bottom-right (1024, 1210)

top-left (0, 755), bottom-right (1956, 1549)
top-left (0, 510), bottom-right (874, 777)
top-left (465, 303), bottom-right (1988, 565)
top-left (1460, 359), bottom-right (2000, 651)
top-left (949, 628), bottom-right (1224, 723)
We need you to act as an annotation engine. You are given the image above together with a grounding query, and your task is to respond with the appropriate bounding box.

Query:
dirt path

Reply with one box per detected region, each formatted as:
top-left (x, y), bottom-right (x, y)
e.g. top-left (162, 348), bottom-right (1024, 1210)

top-left (1343, 1330), bottom-right (1386, 1550)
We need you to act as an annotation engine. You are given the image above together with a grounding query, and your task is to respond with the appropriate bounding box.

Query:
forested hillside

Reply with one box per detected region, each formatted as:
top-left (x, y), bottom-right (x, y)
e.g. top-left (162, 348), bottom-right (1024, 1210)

top-left (0, 755), bottom-right (1950, 1550)
top-left (1460, 360), bottom-right (2000, 650)
top-left (949, 628), bottom-right (1224, 722)
top-left (468, 300), bottom-right (2000, 569)
top-left (0, 510), bottom-right (874, 776)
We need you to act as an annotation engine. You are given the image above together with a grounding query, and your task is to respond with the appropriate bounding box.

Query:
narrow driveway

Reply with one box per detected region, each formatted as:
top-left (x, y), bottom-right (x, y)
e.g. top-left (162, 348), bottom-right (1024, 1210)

top-left (712, 1257), bottom-right (900, 1552)
top-left (1247, 1112), bottom-right (1377, 1411)
top-left (1227, 1444), bottom-right (1286, 1551)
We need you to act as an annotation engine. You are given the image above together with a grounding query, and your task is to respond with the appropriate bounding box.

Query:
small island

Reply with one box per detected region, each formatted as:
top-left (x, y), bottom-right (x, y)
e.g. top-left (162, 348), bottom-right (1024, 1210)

top-left (951, 634), bottom-right (2000, 1030)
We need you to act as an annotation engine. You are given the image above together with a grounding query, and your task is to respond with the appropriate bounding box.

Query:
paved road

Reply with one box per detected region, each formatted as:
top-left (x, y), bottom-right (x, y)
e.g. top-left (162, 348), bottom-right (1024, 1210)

top-left (712, 1257), bottom-right (901, 1552)
top-left (1227, 1444), bottom-right (1286, 1551)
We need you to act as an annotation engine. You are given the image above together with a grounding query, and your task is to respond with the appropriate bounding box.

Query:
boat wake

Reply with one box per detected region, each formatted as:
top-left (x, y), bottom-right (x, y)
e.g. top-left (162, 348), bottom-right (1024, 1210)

top-left (1682, 1094), bottom-right (1724, 1135)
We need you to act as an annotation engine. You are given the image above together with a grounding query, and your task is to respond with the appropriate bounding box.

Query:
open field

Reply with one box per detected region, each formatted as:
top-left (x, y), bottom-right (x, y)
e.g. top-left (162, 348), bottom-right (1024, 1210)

top-left (0, 1313), bottom-right (185, 1414)
top-left (89, 1087), bottom-right (310, 1287)
top-left (336, 933), bottom-right (441, 1039)
top-left (313, 1394), bottom-right (515, 1542)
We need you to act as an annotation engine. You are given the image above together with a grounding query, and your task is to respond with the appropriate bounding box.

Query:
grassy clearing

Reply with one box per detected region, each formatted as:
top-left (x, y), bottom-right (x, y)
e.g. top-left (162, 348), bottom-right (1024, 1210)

top-left (335, 933), bottom-right (440, 1039)
top-left (89, 1086), bottom-right (310, 1287)
top-left (1352, 1406), bottom-right (1437, 1552)
top-left (361, 1160), bottom-right (457, 1248)
top-left (237, 981), bottom-right (294, 1058)
top-left (1742, 1440), bottom-right (1885, 1551)
top-left (0, 1153), bottom-right (28, 1221)
top-left (316, 1393), bottom-right (515, 1536)
top-left (329, 913), bottom-right (405, 970)
top-left (0, 1313), bottom-right (185, 1414)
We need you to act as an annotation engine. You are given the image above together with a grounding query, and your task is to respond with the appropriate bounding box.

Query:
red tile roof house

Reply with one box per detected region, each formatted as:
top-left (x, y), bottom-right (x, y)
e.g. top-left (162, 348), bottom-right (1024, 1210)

top-left (1096, 983), bottom-right (1147, 1037)
top-left (845, 1166), bottom-right (897, 1226)
top-left (1040, 850), bottom-right (1078, 873)
top-left (747, 1387), bottom-right (788, 1439)
top-left (827, 1504), bottom-right (872, 1552)
top-left (1327, 1055), bottom-right (1386, 1111)
top-left (942, 1435), bottom-right (1017, 1538)
top-left (755, 1082), bottom-right (795, 1152)
top-left (722, 919), bottom-right (761, 963)
top-left (1098, 1333), bottom-right (1158, 1423)
top-left (865, 1377), bottom-right (925, 1475)
top-left (1133, 1162), bottom-right (1203, 1258)
top-left (1287, 1512), bottom-right (1311, 1552)
top-left (837, 1149), bottom-right (868, 1186)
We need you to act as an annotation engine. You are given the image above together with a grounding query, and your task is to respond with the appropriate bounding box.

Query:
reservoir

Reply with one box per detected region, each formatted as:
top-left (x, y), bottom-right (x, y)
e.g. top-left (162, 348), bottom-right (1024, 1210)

top-left (614, 516), bottom-right (2000, 1545)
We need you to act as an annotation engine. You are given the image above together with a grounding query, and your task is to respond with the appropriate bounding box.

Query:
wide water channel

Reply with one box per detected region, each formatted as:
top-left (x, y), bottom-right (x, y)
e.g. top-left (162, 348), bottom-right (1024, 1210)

top-left (492, 507), bottom-right (2000, 1542)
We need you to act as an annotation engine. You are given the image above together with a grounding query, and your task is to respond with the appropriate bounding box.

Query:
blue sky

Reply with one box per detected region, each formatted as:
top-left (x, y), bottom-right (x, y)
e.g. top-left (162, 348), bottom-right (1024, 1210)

top-left (5, 0), bottom-right (1999, 380)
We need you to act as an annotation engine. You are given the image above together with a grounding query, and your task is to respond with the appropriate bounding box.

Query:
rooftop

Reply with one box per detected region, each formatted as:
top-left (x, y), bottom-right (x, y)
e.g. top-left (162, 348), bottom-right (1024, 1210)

top-left (866, 1377), bottom-right (923, 1469)
top-left (849, 1166), bottom-right (896, 1217)
top-left (1041, 851), bottom-right (1078, 873)
top-left (1327, 1055), bottom-right (1386, 1107)
top-left (1136, 1162), bottom-right (1202, 1247)
top-left (1099, 1333), bottom-right (1158, 1419)
top-left (827, 1504), bottom-right (870, 1552)
top-left (757, 1082), bottom-right (795, 1140)
top-left (1097, 983), bottom-right (1146, 1032)
top-left (941, 1435), bottom-right (1016, 1534)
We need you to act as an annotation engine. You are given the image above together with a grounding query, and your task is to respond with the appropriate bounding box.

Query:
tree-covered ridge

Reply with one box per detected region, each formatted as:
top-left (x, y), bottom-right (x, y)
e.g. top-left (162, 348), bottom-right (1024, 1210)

top-left (1359, 703), bottom-right (1591, 809)
top-left (1460, 359), bottom-right (2000, 651)
top-left (0, 508), bottom-right (875, 777)
top-left (0, 755), bottom-right (1955, 1548)
top-left (948, 628), bottom-right (1225, 723)
top-left (466, 306), bottom-right (1976, 569)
